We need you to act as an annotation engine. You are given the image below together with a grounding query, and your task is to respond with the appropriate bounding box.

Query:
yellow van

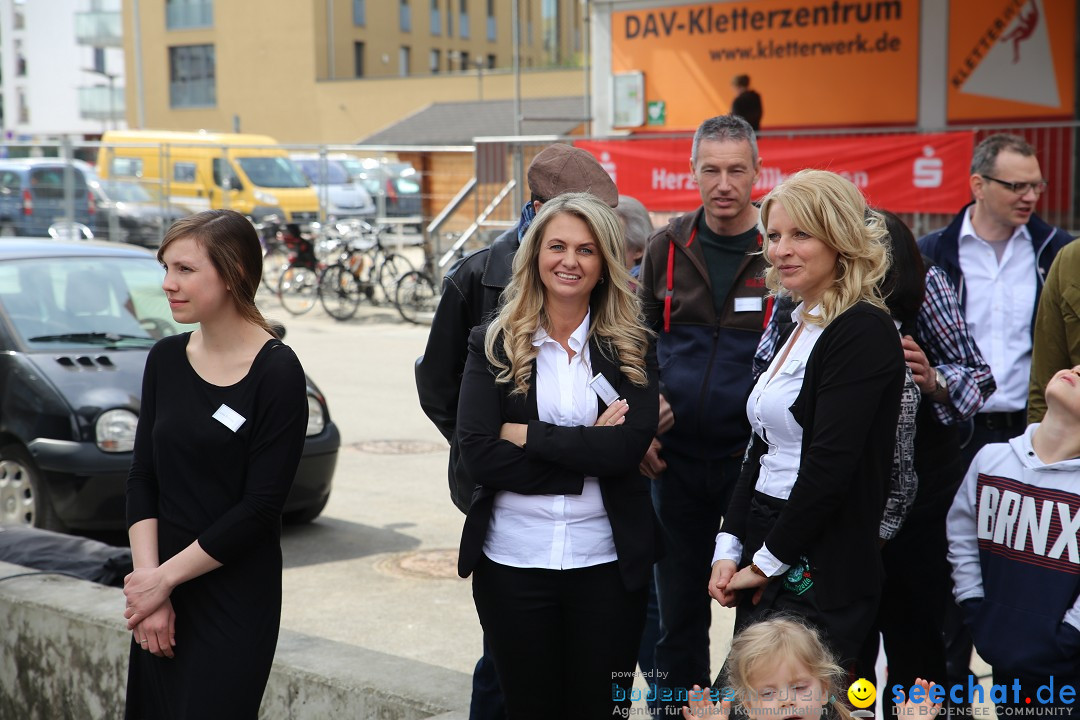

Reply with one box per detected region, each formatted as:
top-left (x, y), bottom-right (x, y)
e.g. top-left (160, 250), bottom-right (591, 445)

top-left (97, 130), bottom-right (319, 225)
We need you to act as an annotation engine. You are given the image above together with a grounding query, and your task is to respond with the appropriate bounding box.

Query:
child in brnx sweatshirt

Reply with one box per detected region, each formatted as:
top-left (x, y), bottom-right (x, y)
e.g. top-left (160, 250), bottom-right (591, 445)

top-left (948, 365), bottom-right (1080, 714)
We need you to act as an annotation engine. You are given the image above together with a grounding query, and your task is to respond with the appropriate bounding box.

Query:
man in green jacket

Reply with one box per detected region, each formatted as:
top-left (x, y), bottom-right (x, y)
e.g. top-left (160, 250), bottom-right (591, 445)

top-left (1029, 238), bottom-right (1080, 422)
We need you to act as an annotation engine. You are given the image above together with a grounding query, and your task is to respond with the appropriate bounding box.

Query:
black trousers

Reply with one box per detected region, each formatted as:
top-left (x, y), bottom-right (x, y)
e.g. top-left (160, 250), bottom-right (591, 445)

top-left (472, 555), bottom-right (647, 720)
top-left (855, 456), bottom-right (961, 715)
top-left (732, 492), bottom-right (878, 672)
top-left (944, 418), bottom-right (1026, 688)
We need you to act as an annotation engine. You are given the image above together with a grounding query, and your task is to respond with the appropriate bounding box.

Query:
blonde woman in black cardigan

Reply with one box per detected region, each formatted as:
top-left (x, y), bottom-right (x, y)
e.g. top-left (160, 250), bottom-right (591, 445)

top-left (709, 170), bottom-right (906, 669)
top-left (455, 192), bottom-right (659, 719)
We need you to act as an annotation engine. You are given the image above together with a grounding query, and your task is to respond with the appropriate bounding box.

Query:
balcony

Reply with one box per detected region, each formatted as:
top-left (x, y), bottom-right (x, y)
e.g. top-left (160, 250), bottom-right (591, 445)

top-left (78, 85), bottom-right (126, 122)
top-left (74, 10), bottom-right (123, 47)
top-left (166, 1), bottom-right (213, 30)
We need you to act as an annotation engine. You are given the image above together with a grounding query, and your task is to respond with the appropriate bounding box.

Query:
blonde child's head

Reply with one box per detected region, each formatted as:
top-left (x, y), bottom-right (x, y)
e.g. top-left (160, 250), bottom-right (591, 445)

top-left (722, 617), bottom-right (852, 720)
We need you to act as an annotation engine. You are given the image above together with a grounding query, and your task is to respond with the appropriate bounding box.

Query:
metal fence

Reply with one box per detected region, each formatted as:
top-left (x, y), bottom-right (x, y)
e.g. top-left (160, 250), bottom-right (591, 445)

top-left (0, 120), bottom-right (1074, 256)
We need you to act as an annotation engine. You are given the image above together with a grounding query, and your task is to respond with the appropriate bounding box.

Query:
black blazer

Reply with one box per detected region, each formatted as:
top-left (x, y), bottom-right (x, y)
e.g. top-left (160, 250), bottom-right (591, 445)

top-left (722, 302), bottom-right (905, 610)
top-left (456, 324), bottom-right (660, 591)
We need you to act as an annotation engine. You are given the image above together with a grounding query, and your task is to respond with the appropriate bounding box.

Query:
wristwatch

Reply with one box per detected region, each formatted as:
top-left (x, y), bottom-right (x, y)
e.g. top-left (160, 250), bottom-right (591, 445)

top-left (933, 368), bottom-right (948, 397)
top-left (749, 562), bottom-right (768, 578)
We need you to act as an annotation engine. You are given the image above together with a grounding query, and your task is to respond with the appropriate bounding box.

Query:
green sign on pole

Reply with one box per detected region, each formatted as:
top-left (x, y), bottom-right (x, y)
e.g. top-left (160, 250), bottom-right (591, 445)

top-left (647, 101), bottom-right (666, 126)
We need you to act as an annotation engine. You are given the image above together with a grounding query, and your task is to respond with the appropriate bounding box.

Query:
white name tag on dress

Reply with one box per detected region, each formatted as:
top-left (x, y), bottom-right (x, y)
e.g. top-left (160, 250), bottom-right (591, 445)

top-left (212, 404), bottom-right (246, 432)
top-left (781, 359), bottom-right (802, 375)
top-left (734, 297), bottom-right (763, 312)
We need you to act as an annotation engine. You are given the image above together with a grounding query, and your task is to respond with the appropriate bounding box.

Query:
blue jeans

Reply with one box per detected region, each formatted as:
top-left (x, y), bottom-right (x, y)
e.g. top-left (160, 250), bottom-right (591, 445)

top-left (470, 634), bottom-right (506, 720)
top-left (650, 450), bottom-right (741, 714)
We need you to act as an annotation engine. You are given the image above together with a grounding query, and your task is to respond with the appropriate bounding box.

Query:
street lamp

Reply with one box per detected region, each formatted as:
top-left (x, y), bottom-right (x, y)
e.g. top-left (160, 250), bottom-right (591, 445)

top-left (81, 67), bottom-right (119, 130)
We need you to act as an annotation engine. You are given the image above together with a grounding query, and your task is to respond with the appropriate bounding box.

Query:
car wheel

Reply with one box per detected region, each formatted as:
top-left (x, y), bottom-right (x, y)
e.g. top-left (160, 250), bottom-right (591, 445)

top-left (282, 495), bottom-right (329, 525)
top-left (0, 444), bottom-right (64, 531)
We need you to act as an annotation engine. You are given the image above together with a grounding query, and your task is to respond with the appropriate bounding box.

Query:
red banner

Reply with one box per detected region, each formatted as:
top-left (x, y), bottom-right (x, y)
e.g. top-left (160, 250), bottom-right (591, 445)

top-left (575, 132), bottom-right (976, 214)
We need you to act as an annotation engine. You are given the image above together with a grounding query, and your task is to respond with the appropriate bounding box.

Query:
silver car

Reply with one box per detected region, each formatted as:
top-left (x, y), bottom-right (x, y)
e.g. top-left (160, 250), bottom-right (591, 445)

top-left (291, 156), bottom-right (376, 219)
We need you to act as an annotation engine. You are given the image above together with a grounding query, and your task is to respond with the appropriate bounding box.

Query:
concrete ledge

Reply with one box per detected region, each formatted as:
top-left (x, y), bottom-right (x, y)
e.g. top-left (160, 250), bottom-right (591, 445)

top-left (0, 561), bottom-right (470, 719)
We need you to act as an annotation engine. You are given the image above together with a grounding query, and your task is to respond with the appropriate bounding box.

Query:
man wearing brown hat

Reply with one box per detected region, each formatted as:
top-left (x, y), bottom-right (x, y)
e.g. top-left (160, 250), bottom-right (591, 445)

top-left (414, 142), bottom-right (617, 720)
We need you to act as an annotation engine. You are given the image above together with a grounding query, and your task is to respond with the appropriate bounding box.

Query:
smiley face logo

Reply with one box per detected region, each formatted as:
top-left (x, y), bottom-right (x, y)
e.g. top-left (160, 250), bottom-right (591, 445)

top-left (847, 678), bottom-right (876, 709)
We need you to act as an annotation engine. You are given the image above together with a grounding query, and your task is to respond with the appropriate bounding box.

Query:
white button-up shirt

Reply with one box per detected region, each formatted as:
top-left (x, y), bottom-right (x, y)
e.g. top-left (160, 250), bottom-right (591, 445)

top-left (483, 311), bottom-right (618, 569)
top-left (958, 209), bottom-right (1035, 413)
top-left (712, 303), bottom-right (823, 577)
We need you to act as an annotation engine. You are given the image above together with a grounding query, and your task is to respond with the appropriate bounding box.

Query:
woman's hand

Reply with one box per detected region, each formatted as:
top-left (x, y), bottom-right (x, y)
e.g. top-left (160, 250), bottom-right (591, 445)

top-left (595, 398), bottom-right (629, 427)
top-left (894, 678), bottom-right (943, 718)
top-left (726, 565), bottom-right (769, 605)
top-left (132, 598), bottom-right (176, 658)
top-left (708, 560), bottom-right (739, 607)
top-left (682, 685), bottom-right (730, 719)
top-left (123, 567), bottom-right (174, 630)
top-left (902, 335), bottom-right (936, 394)
top-left (498, 422), bottom-right (528, 447)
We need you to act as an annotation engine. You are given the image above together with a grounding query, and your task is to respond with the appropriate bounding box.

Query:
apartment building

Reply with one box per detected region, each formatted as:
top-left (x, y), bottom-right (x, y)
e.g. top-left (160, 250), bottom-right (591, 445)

top-left (123, 0), bottom-right (586, 143)
top-left (0, 0), bottom-right (126, 141)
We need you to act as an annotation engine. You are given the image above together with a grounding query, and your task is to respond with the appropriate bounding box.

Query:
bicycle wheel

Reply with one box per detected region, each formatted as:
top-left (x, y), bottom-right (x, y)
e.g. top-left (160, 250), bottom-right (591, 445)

top-left (261, 246), bottom-right (291, 293)
top-left (318, 263), bottom-right (363, 321)
top-left (394, 270), bottom-right (438, 325)
top-left (277, 263), bottom-right (319, 316)
top-left (375, 252), bottom-right (415, 304)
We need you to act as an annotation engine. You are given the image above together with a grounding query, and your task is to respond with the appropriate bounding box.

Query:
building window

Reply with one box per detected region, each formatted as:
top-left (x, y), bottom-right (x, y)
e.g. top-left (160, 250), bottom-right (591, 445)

top-left (526, 0), bottom-right (533, 45)
top-left (93, 47), bottom-right (106, 74)
top-left (13, 0), bottom-right (24, 30)
top-left (429, 48), bottom-right (440, 74)
top-left (446, 0), bottom-right (453, 36)
top-left (459, 0), bottom-right (469, 39)
top-left (400, 0), bottom-right (411, 32)
top-left (486, 0), bottom-right (495, 41)
top-left (543, 0), bottom-right (559, 64)
top-left (487, 53), bottom-right (495, 69)
top-left (399, 46), bottom-right (410, 76)
top-left (353, 0), bottom-right (365, 26)
top-left (166, 0), bottom-right (213, 30)
top-left (16, 87), bottom-right (28, 124)
top-left (459, 51), bottom-right (469, 71)
top-left (430, 0), bottom-right (440, 35)
top-left (169, 44), bottom-right (216, 108)
top-left (354, 41), bottom-right (365, 77)
top-left (14, 39), bottom-right (26, 77)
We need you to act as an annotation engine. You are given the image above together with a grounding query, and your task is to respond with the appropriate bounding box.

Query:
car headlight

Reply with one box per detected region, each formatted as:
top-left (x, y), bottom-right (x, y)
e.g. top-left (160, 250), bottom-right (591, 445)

top-left (254, 190), bottom-right (278, 205)
top-left (96, 409), bottom-right (138, 452)
top-left (306, 393), bottom-right (326, 437)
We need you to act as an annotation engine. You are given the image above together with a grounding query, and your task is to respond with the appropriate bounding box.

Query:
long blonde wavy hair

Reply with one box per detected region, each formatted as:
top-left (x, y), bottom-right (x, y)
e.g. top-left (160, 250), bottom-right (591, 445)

top-left (760, 169), bottom-right (890, 326)
top-left (723, 617), bottom-right (853, 720)
top-left (484, 192), bottom-right (652, 395)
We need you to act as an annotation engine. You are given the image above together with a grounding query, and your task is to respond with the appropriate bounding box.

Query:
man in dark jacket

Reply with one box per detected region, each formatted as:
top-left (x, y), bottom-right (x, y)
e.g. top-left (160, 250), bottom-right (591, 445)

top-left (918, 132), bottom-right (1073, 690)
top-left (414, 143), bottom-right (617, 720)
top-left (637, 114), bottom-right (770, 711)
top-left (730, 74), bottom-right (762, 132)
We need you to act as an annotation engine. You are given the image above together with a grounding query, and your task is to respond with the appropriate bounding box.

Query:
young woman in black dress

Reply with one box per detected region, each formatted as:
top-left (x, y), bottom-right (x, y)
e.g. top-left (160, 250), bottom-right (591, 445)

top-left (122, 209), bottom-right (308, 719)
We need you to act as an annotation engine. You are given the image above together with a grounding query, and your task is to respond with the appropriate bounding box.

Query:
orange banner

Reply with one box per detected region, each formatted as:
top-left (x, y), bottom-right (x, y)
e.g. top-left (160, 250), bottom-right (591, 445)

top-left (611, 0), bottom-right (920, 130)
top-left (575, 132), bottom-right (976, 214)
top-left (947, 0), bottom-right (1075, 122)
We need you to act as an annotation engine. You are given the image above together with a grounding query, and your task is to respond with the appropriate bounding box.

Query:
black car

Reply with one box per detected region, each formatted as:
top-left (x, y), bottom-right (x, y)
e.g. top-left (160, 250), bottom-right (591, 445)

top-left (90, 179), bottom-right (194, 248)
top-left (0, 239), bottom-right (339, 533)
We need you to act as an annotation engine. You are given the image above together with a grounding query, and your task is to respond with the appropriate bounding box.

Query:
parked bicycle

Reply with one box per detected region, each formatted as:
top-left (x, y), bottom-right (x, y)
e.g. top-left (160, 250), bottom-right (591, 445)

top-left (315, 220), bottom-right (414, 321)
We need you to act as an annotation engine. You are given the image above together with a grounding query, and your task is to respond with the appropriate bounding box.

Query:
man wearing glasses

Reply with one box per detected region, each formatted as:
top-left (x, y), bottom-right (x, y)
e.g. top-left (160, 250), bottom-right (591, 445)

top-left (919, 132), bottom-right (1073, 689)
